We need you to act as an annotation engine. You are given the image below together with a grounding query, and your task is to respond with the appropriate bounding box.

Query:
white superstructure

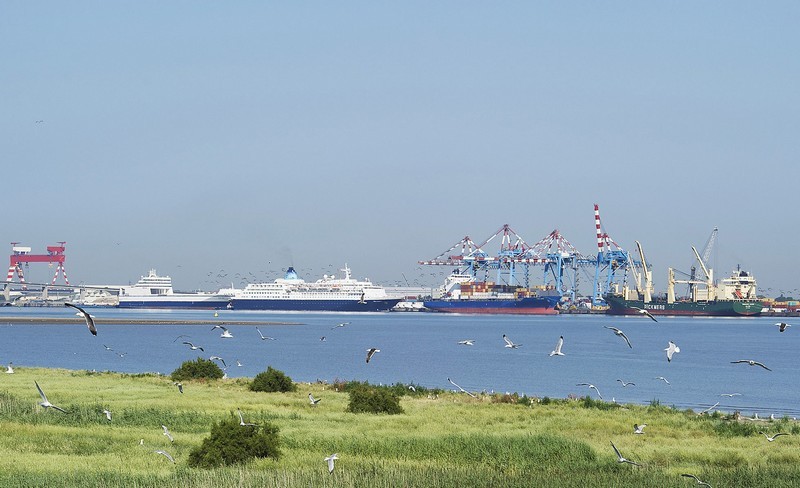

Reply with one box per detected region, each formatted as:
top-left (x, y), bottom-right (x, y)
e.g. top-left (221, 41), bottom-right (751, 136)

top-left (118, 269), bottom-right (235, 309)
top-left (234, 265), bottom-right (391, 302)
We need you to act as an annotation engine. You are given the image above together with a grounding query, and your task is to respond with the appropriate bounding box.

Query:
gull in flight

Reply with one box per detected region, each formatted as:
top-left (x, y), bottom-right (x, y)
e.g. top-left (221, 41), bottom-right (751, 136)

top-left (211, 324), bottom-right (233, 338)
top-left (457, 339), bottom-right (475, 346)
top-left (209, 356), bottom-right (227, 368)
top-left (633, 423), bottom-right (646, 435)
top-left (172, 334), bottom-right (190, 343)
top-left (324, 453), bottom-right (339, 474)
top-left (655, 376), bottom-right (670, 385)
top-left (577, 383), bottom-right (603, 400)
top-left (64, 303), bottom-right (97, 336)
top-left (631, 306), bottom-right (658, 322)
top-left (103, 409), bottom-right (112, 421)
top-left (617, 379), bottom-right (636, 387)
top-left (665, 341), bottom-right (680, 362)
top-left (237, 408), bottom-right (258, 426)
top-left (698, 402), bottom-right (720, 415)
top-left (447, 377), bottom-right (477, 398)
top-left (720, 392), bottom-right (741, 397)
top-left (604, 326), bottom-right (632, 348)
top-left (549, 336), bottom-right (565, 356)
top-left (309, 393), bottom-right (321, 406)
top-left (154, 450), bottom-right (175, 463)
top-left (331, 322), bottom-right (351, 330)
top-left (236, 359), bottom-right (243, 367)
top-left (760, 431), bottom-right (789, 442)
top-left (610, 441), bottom-right (641, 466)
top-left (681, 473), bottom-right (712, 487)
top-left (161, 424), bottom-right (174, 443)
top-left (503, 334), bottom-right (521, 349)
top-left (775, 322), bottom-right (791, 332)
top-left (255, 327), bottom-right (276, 340)
top-left (182, 341), bottom-right (204, 352)
top-left (731, 359), bottom-right (771, 371)
top-left (365, 348), bottom-right (380, 363)
top-left (34, 381), bottom-right (67, 413)
top-left (5, 362), bottom-right (13, 374)
top-left (174, 382), bottom-right (183, 394)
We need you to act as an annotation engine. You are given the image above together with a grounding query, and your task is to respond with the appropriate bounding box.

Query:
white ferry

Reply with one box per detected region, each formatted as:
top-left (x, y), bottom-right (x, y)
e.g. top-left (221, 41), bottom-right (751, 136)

top-left (118, 269), bottom-right (236, 309)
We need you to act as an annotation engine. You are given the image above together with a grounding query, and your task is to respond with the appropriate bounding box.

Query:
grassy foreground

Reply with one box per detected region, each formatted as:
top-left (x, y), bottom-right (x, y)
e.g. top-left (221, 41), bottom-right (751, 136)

top-left (0, 367), bottom-right (798, 487)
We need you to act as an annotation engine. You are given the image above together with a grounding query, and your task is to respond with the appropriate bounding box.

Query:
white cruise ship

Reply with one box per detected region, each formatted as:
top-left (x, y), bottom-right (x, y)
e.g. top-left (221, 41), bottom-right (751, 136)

top-left (228, 265), bottom-right (401, 312)
top-left (118, 269), bottom-right (235, 309)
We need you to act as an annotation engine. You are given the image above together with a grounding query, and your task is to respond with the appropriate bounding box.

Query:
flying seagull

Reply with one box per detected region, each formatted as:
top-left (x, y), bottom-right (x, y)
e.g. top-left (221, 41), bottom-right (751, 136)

top-left (720, 392), bottom-right (741, 397)
top-left (34, 381), bottom-right (67, 413)
top-left (604, 326), bottom-right (632, 348)
top-left (154, 450), bottom-right (175, 463)
top-left (760, 431), bottom-right (789, 442)
top-left (64, 303), bottom-right (97, 336)
top-left (577, 383), bottom-right (603, 400)
top-left (174, 382), bottom-right (183, 394)
top-left (324, 453), bottom-right (339, 474)
top-left (502, 334), bottom-right (521, 349)
top-left (665, 341), bottom-right (680, 362)
top-left (103, 409), bottom-right (112, 421)
top-left (457, 339), bottom-right (475, 346)
top-left (365, 348), bottom-right (380, 363)
top-left (182, 341), bottom-right (204, 352)
top-left (617, 379), bottom-right (636, 387)
top-left (447, 377), bottom-right (477, 398)
top-left (211, 324), bottom-right (233, 338)
top-left (633, 423), bottom-right (646, 435)
top-left (309, 393), bottom-right (321, 406)
top-left (610, 441), bottom-right (641, 466)
top-left (5, 362), bottom-right (13, 374)
top-left (775, 322), bottom-right (791, 332)
top-left (161, 424), bottom-right (174, 443)
top-left (731, 359), bottom-right (771, 371)
top-left (655, 376), bottom-right (671, 385)
top-left (331, 322), bottom-right (350, 330)
top-left (699, 402), bottom-right (720, 415)
top-left (209, 356), bottom-right (227, 368)
top-left (549, 336), bottom-right (565, 356)
top-left (172, 334), bottom-right (190, 343)
top-left (681, 473), bottom-right (712, 487)
top-left (632, 306), bottom-right (658, 322)
top-left (237, 408), bottom-right (258, 426)
top-left (255, 327), bottom-right (276, 340)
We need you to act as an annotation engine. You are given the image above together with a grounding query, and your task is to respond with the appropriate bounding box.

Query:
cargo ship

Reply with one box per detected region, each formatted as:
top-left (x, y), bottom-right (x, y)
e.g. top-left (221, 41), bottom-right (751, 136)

top-left (422, 272), bottom-right (561, 315)
top-left (117, 269), bottom-right (236, 309)
top-left (228, 265), bottom-right (401, 312)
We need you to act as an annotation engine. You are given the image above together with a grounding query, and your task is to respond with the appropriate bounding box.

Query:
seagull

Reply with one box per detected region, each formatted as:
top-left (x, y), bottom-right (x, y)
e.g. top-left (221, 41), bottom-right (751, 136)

top-left (209, 356), bottom-right (227, 368)
top-left (211, 324), bottom-right (233, 338)
top-left (604, 326), bottom-right (632, 348)
top-left (358, 292), bottom-right (367, 304)
top-left (331, 322), bottom-right (350, 330)
top-left (309, 393), bottom-right (321, 406)
top-left (182, 341), bottom-right (204, 352)
top-left (447, 377), bottom-right (477, 398)
top-left (64, 303), bottom-right (97, 336)
top-left (237, 408), bottom-right (258, 426)
top-left (681, 473), bottom-right (712, 487)
top-left (320, 336), bottom-right (326, 342)
top-left (255, 327), bottom-right (276, 340)
top-left (154, 450), bottom-right (175, 463)
top-left (103, 409), bottom-right (112, 421)
top-left (365, 348), bottom-right (380, 363)
top-left (161, 424), bottom-right (174, 442)
top-left (632, 306), bottom-right (658, 322)
top-left (699, 402), bottom-right (720, 415)
top-left (174, 382), bottom-right (183, 394)
top-left (610, 441), bottom-right (641, 466)
top-left (502, 334), bottom-right (521, 348)
top-left (760, 431), bottom-right (789, 442)
top-left (576, 383), bottom-right (603, 400)
top-left (324, 453), bottom-right (339, 474)
top-left (655, 376), bottom-right (671, 385)
top-left (720, 392), bottom-right (741, 397)
top-left (172, 334), bottom-right (190, 343)
top-left (236, 359), bottom-right (243, 367)
top-left (731, 359), bottom-right (771, 371)
top-left (457, 339), bottom-right (475, 346)
top-left (102, 344), bottom-right (114, 351)
top-left (617, 379), bottom-right (636, 387)
top-left (665, 341), bottom-right (680, 362)
top-left (34, 381), bottom-right (67, 413)
top-left (633, 423), bottom-right (646, 435)
top-left (775, 322), bottom-right (791, 332)
top-left (5, 362), bottom-right (13, 374)
top-left (549, 336), bottom-right (565, 356)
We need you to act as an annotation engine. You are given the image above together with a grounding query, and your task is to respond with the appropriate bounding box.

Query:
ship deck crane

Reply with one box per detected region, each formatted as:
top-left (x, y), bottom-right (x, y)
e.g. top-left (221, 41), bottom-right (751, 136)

top-left (688, 227), bottom-right (717, 296)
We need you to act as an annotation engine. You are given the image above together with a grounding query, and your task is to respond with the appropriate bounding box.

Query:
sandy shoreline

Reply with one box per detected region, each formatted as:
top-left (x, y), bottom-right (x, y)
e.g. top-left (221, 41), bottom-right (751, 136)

top-left (0, 317), bottom-right (302, 326)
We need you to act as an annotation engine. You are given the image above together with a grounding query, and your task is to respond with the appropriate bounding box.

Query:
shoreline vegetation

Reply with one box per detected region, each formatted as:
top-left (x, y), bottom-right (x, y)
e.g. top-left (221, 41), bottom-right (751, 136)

top-left (0, 367), bottom-right (798, 487)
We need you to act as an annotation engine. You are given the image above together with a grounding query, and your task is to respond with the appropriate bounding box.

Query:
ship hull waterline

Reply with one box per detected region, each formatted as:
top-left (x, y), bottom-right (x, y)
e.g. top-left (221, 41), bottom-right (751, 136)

top-left (604, 295), bottom-right (762, 317)
top-left (422, 297), bottom-right (559, 315)
top-left (228, 298), bottom-right (402, 312)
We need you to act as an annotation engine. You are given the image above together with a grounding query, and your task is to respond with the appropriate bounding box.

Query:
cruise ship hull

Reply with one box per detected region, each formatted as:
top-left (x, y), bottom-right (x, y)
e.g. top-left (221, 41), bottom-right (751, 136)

top-left (228, 298), bottom-right (402, 312)
top-left (422, 296), bottom-right (559, 315)
top-left (604, 295), bottom-right (762, 317)
top-left (118, 296), bottom-right (231, 310)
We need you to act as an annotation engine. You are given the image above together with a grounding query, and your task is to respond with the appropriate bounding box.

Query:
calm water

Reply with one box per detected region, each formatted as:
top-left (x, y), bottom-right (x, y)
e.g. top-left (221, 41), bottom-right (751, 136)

top-left (0, 308), bottom-right (795, 417)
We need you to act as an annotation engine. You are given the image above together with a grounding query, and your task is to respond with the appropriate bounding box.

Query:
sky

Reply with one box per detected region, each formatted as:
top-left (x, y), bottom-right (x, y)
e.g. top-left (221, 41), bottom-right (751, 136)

top-left (2, 2), bottom-right (798, 297)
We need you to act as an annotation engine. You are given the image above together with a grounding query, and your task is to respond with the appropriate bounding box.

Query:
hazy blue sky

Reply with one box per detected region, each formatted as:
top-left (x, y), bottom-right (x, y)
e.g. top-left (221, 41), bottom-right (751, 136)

top-left (3, 3), bottom-right (798, 296)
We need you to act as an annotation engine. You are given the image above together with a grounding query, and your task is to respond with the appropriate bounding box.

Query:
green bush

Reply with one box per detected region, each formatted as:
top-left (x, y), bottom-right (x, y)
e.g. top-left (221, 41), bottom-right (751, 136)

top-left (170, 357), bottom-right (224, 381)
top-left (347, 385), bottom-right (404, 414)
top-left (187, 415), bottom-right (281, 468)
top-left (250, 366), bottom-right (297, 393)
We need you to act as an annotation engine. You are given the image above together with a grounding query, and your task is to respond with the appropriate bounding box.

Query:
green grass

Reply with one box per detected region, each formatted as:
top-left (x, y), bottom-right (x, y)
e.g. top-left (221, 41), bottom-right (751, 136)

top-left (0, 367), bottom-right (798, 487)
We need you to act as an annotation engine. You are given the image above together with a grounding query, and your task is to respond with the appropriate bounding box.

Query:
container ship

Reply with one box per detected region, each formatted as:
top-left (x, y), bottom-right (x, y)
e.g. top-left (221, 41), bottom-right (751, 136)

top-left (422, 272), bottom-right (561, 314)
top-left (228, 265), bottom-right (401, 312)
top-left (117, 269), bottom-right (236, 310)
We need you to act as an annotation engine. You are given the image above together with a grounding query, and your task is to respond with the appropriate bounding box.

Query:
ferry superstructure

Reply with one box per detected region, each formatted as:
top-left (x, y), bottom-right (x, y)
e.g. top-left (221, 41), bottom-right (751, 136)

top-left (228, 265), bottom-right (401, 312)
top-left (117, 269), bottom-right (235, 309)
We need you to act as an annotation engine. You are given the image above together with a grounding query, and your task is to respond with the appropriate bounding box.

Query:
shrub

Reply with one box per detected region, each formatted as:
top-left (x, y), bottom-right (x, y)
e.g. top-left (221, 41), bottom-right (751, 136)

top-left (170, 357), bottom-right (224, 381)
top-left (250, 366), bottom-right (297, 393)
top-left (347, 385), bottom-right (404, 414)
top-left (331, 379), bottom-right (443, 397)
top-left (187, 415), bottom-right (281, 468)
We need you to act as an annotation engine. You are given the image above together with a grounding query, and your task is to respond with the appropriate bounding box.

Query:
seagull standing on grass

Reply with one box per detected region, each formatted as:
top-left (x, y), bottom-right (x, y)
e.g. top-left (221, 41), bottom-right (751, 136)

top-left (64, 303), bottom-right (97, 336)
top-left (731, 359), bottom-right (771, 371)
top-left (324, 453), bottom-right (339, 474)
top-left (610, 441), bottom-right (641, 466)
top-left (577, 383), bottom-right (603, 400)
top-left (502, 334), bottom-right (521, 349)
top-left (549, 336), bottom-right (565, 356)
top-left (34, 381), bottom-right (67, 413)
top-left (604, 326), bottom-right (632, 348)
top-left (665, 341), bottom-right (680, 362)
top-left (5, 362), bottom-right (13, 374)
top-left (447, 377), bottom-right (477, 398)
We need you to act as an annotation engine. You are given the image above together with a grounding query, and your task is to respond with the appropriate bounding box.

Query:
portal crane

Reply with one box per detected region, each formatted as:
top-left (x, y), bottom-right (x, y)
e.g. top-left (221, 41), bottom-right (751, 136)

top-left (6, 242), bottom-right (69, 288)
